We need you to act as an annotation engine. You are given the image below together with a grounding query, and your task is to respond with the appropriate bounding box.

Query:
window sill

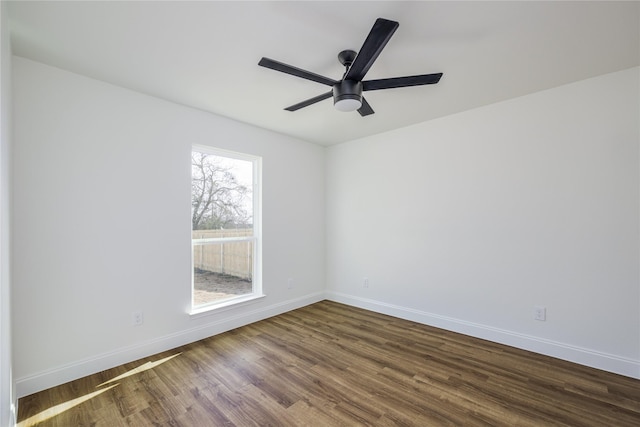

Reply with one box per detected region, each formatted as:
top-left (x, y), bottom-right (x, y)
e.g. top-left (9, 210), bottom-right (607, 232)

top-left (188, 293), bottom-right (266, 318)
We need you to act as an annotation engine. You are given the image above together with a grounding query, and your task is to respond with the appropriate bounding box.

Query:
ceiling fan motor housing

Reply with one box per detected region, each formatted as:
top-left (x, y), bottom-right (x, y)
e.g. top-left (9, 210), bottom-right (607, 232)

top-left (333, 80), bottom-right (363, 110)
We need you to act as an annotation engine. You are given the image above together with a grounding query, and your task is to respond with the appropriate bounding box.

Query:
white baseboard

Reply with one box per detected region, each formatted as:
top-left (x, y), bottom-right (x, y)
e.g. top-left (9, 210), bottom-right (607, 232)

top-left (326, 291), bottom-right (640, 380)
top-left (15, 292), bottom-right (325, 398)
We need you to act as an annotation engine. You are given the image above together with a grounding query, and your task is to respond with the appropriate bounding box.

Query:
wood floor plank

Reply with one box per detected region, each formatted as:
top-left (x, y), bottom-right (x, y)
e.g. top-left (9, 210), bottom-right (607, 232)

top-left (17, 300), bottom-right (640, 426)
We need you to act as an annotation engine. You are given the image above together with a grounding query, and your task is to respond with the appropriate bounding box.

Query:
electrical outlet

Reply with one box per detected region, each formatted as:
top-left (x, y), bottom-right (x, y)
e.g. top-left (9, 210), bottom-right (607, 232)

top-left (534, 306), bottom-right (546, 321)
top-left (132, 311), bottom-right (144, 326)
top-left (363, 277), bottom-right (369, 288)
top-left (287, 278), bottom-right (293, 289)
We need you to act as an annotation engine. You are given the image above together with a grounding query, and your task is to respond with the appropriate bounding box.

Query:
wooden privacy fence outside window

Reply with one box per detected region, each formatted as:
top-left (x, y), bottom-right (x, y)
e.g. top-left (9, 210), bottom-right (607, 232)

top-left (192, 229), bottom-right (253, 280)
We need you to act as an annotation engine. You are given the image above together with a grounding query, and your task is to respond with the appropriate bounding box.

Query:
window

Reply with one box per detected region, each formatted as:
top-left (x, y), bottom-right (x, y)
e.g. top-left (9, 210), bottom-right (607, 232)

top-left (191, 146), bottom-right (261, 312)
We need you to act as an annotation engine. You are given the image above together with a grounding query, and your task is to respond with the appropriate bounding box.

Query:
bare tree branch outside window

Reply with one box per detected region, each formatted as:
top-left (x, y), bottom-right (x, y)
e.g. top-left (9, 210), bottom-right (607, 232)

top-left (191, 152), bottom-right (252, 231)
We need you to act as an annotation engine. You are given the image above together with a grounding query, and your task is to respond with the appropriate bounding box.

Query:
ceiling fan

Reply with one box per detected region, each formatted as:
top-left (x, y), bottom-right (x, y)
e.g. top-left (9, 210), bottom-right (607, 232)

top-left (258, 18), bottom-right (443, 116)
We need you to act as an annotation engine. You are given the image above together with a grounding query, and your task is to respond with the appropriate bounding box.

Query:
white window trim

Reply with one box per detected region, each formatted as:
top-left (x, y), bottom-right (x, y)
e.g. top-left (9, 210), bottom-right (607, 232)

top-left (189, 145), bottom-right (262, 316)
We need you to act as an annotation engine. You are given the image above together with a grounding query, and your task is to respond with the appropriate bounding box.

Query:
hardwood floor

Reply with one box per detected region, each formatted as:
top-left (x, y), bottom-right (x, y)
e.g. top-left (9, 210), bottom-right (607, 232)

top-left (17, 300), bottom-right (640, 426)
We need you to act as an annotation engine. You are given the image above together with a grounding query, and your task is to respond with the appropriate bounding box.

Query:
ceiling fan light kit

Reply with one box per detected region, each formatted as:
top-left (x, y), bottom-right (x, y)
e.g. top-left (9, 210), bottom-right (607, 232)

top-left (258, 17), bottom-right (443, 117)
top-left (333, 80), bottom-right (363, 112)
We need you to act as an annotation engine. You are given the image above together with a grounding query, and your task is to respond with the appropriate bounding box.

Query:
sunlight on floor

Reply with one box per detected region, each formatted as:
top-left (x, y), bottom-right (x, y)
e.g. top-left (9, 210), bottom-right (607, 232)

top-left (18, 353), bottom-right (183, 426)
top-left (96, 353), bottom-right (182, 387)
top-left (17, 384), bottom-right (119, 427)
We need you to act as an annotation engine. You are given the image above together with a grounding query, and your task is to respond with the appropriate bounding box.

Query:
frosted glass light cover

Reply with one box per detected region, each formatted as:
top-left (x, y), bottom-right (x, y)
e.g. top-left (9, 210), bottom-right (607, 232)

top-left (334, 98), bottom-right (362, 112)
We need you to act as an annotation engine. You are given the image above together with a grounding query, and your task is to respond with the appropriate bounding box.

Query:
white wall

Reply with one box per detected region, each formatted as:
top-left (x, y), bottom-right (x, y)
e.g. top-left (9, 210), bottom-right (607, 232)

top-left (10, 53), bottom-right (640, 401)
top-left (0, 2), bottom-right (15, 424)
top-left (326, 67), bottom-right (640, 378)
top-left (12, 56), bottom-right (325, 397)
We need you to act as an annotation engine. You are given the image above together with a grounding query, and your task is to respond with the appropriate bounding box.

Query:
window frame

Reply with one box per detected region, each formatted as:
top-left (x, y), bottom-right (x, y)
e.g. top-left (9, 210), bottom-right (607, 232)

top-left (189, 145), bottom-right (263, 316)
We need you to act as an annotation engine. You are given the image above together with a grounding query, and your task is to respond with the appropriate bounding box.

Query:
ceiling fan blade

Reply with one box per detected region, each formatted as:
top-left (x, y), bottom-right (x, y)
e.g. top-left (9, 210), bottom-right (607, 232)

top-left (259, 57), bottom-right (338, 86)
top-left (345, 18), bottom-right (399, 82)
top-left (358, 97), bottom-right (375, 116)
top-left (284, 91), bottom-right (334, 111)
top-left (363, 73), bottom-right (443, 91)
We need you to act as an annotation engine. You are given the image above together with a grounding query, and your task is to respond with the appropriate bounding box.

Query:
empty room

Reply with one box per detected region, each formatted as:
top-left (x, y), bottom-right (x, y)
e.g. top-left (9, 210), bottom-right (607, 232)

top-left (1, 1), bottom-right (639, 426)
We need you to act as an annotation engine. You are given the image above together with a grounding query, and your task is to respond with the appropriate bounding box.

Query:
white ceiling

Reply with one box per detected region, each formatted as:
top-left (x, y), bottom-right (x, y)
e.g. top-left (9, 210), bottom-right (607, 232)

top-left (7, 1), bottom-right (640, 146)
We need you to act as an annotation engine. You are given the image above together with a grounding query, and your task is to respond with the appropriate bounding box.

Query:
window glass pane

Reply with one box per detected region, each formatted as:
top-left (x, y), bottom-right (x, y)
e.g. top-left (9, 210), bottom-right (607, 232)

top-left (191, 152), bottom-right (253, 232)
top-left (191, 149), bottom-right (257, 308)
top-left (193, 240), bottom-right (253, 306)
